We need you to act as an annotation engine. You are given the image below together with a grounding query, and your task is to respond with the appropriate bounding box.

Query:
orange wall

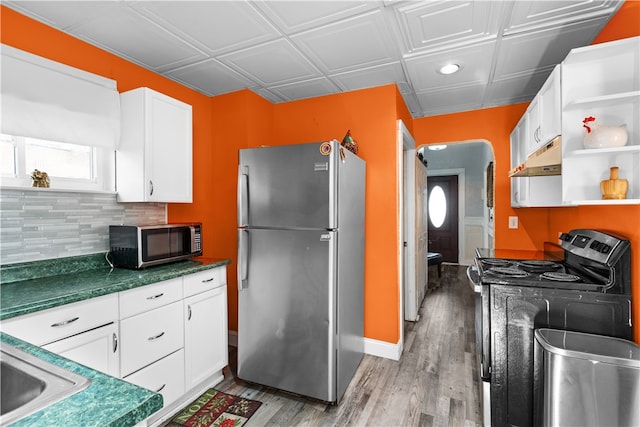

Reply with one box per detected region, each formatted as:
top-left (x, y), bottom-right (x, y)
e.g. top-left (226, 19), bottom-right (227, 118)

top-left (199, 86), bottom-right (404, 343)
top-left (413, 1), bottom-right (640, 343)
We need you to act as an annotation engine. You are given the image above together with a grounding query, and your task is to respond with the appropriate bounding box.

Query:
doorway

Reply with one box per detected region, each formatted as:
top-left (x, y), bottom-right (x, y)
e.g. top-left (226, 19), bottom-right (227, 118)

top-left (427, 175), bottom-right (459, 263)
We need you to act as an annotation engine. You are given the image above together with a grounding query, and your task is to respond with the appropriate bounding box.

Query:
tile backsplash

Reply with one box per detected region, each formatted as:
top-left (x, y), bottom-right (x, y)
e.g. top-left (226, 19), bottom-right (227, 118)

top-left (0, 189), bottom-right (165, 265)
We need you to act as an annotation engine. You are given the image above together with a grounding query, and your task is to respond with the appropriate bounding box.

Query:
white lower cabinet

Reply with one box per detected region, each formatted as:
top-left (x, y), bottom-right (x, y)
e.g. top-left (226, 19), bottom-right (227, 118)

top-left (125, 349), bottom-right (185, 408)
top-left (184, 285), bottom-right (228, 390)
top-left (42, 322), bottom-right (120, 377)
top-left (119, 300), bottom-right (184, 377)
top-left (2, 266), bottom-right (228, 425)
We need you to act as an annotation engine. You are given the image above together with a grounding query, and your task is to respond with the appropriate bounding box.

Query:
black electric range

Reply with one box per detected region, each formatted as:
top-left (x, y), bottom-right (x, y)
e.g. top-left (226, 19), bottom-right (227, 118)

top-left (471, 229), bottom-right (633, 427)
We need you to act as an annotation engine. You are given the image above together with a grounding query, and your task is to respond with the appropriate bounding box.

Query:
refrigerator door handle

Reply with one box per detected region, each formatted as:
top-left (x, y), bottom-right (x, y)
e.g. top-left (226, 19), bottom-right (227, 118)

top-left (238, 229), bottom-right (249, 290)
top-left (238, 165), bottom-right (249, 227)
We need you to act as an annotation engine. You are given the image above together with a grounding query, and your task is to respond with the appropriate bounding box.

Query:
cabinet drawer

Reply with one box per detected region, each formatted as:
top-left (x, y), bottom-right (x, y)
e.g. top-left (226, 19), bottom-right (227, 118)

top-left (183, 267), bottom-right (226, 298)
top-left (120, 301), bottom-right (183, 377)
top-left (1, 294), bottom-right (118, 346)
top-left (124, 349), bottom-right (185, 408)
top-left (119, 278), bottom-right (183, 319)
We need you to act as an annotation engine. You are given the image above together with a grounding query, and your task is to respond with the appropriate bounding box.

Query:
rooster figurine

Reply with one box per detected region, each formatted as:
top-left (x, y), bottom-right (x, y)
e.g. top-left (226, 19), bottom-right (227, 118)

top-left (341, 129), bottom-right (358, 155)
top-left (582, 116), bottom-right (628, 149)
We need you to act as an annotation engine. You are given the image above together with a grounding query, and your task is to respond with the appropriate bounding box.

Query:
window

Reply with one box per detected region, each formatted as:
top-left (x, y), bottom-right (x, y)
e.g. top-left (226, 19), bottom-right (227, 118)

top-left (0, 133), bottom-right (114, 192)
top-left (428, 185), bottom-right (447, 228)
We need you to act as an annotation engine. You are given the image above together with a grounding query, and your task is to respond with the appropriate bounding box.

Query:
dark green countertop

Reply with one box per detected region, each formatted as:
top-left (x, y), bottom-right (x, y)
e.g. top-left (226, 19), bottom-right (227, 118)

top-left (0, 253), bottom-right (231, 426)
top-left (1, 254), bottom-right (231, 320)
top-left (1, 333), bottom-right (163, 427)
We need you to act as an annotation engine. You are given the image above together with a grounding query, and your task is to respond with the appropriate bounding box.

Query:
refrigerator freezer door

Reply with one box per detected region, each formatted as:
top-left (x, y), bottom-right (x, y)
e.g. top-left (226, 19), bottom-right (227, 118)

top-left (237, 228), bottom-right (336, 402)
top-left (238, 142), bottom-right (337, 229)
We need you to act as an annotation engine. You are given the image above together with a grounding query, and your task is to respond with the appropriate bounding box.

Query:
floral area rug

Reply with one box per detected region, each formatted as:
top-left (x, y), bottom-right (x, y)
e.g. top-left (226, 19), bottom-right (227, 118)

top-left (165, 388), bottom-right (262, 427)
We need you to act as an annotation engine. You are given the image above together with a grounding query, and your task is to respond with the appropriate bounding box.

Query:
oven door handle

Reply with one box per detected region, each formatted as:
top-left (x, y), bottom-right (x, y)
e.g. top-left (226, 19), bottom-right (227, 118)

top-left (466, 265), bottom-right (482, 293)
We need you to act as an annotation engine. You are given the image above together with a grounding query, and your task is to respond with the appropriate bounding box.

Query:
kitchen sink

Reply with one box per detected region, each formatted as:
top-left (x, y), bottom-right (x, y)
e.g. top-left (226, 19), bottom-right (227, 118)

top-left (0, 342), bottom-right (91, 425)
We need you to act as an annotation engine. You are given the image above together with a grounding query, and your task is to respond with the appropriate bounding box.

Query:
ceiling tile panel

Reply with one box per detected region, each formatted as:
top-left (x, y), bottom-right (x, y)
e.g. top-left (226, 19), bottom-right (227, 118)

top-left (133, 2), bottom-right (280, 55)
top-left (505, 0), bottom-right (622, 34)
top-left (392, 0), bottom-right (502, 54)
top-left (330, 62), bottom-right (407, 92)
top-left (164, 59), bottom-right (256, 96)
top-left (254, 1), bottom-right (380, 34)
top-left (4, 1), bottom-right (118, 29)
top-left (404, 42), bottom-right (495, 92)
top-left (69, 7), bottom-right (206, 71)
top-left (494, 16), bottom-right (609, 79)
top-left (269, 77), bottom-right (340, 101)
top-left (415, 83), bottom-right (485, 117)
top-left (219, 39), bottom-right (321, 86)
top-left (484, 69), bottom-right (552, 106)
top-left (291, 10), bottom-right (399, 74)
top-left (1, 1), bottom-right (624, 118)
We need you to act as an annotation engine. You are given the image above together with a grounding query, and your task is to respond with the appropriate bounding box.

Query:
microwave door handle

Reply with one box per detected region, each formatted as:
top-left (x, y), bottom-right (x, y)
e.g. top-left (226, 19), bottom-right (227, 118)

top-left (238, 165), bottom-right (249, 227)
top-left (238, 230), bottom-right (249, 290)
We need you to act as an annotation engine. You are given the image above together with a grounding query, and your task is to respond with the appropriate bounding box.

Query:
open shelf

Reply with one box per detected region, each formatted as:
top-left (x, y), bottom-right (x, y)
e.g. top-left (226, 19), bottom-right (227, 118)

top-left (564, 91), bottom-right (640, 110)
top-left (567, 145), bottom-right (640, 157)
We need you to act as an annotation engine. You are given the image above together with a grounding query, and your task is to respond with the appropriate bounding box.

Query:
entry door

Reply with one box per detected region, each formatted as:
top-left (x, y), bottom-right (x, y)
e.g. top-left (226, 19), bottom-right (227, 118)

top-left (427, 175), bottom-right (459, 263)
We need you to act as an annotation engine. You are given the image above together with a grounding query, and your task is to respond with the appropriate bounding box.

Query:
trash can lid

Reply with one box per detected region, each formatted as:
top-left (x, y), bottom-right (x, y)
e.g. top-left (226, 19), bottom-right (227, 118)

top-left (535, 328), bottom-right (640, 367)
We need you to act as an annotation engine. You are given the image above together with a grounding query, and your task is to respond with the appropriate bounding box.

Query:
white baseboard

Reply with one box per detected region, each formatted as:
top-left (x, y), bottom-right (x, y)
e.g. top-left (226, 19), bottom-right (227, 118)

top-left (228, 330), bottom-right (401, 361)
top-left (363, 337), bottom-right (402, 361)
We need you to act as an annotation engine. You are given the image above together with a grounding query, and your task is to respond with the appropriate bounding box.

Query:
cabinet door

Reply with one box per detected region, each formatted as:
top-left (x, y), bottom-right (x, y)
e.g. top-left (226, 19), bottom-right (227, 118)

top-left (43, 322), bottom-right (120, 377)
top-left (526, 97), bottom-right (540, 156)
top-left (1, 294), bottom-right (118, 346)
top-left (184, 285), bottom-right (228, 390)
top-left (125, 349), bottom-right (185, 408)
top-left (539, 66), bottom-right (561, 145)
top-left (145, 89), bottom-right (192, 203)
top-left (117, 87), bottom-right (193, 203)
top-left (183, 267), bottom-right (226, 299)
top-left (120, 301), bottom-right (184, 377)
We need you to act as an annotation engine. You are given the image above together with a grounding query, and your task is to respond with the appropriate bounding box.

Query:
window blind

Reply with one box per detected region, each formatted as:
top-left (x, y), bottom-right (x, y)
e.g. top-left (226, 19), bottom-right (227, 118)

top-left (1, 44), bottom-right (120, 149)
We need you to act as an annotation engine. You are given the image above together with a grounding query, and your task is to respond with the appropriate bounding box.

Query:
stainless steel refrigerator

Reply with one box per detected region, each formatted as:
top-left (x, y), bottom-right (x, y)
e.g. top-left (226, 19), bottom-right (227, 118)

top-left (237, 140), bottom-right (365, 403)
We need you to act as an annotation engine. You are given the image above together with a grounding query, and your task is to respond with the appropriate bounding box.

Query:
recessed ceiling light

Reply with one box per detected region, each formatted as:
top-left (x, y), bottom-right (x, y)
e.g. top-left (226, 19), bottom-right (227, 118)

top-left (439, 64), bottom-right (460, 75)
top-left (428, 144), bottom-right (447, 151)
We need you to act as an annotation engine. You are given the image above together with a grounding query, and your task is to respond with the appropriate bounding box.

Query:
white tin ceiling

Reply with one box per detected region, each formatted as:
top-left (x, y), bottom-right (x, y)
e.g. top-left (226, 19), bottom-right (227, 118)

top-left (4, 1), bottom-right (623, 118)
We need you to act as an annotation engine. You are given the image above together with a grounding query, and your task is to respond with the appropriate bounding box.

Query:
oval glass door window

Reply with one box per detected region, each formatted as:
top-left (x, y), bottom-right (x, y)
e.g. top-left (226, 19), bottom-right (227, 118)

top-left (429, 185), bottom-right (447, 228)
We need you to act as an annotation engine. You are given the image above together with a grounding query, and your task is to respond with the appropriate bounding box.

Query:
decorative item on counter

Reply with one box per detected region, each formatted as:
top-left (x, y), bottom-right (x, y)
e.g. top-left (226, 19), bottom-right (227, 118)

top-left (582, 116), bottom-right (628, 149)
top-left (341, 129), bottom-right (358, 155)
top-left (600, 166), bottom-right (628, 200)
top-left (31, 169), bottom-right (50, 188)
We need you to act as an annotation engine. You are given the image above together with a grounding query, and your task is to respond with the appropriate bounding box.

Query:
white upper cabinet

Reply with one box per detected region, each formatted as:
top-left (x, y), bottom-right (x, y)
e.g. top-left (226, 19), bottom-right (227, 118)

top-left (561, 37), bottom-right (640, 205)
top-left (526, 65), bottom-right (561, 156)
top-left (116, 87), bottom-right (193, 203)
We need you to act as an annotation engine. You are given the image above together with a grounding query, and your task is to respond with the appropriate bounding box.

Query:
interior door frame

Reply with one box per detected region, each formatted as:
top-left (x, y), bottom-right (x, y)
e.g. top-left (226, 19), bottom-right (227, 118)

top-left (397, 120), bottom-right (416, 360)
top-left (426, 168), bottom-right (465, 264)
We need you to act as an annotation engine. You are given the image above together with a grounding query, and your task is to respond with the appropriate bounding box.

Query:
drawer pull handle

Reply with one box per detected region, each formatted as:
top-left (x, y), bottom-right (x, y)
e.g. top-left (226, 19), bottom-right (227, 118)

top-left (146, 293), bottom-right (164, 300)
top-left (202, 278), bottom-right (214, 283)
top-left (148, 332), bottom-right (165, 341)
top-left (188, 305), bottom-right (192, 321)
top-left (51, 317), bottom-right (79, 327)
top-left (156, 384), bottom-right (166, 393)
top-left (113, 333), bottom-right (118, 353)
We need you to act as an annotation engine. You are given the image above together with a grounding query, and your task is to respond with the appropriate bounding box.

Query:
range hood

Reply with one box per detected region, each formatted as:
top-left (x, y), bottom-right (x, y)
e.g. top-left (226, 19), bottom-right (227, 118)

top-left (510, 136), bottom-right (561, 177)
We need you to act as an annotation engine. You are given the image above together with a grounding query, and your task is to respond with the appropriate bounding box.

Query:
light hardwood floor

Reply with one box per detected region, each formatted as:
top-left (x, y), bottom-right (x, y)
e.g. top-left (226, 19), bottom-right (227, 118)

top-left (214, 265), bottom-right (482, 426)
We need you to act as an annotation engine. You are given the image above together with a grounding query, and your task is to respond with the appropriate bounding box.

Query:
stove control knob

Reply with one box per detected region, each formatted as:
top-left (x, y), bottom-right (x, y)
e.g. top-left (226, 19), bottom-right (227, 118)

top-left (589, 240), bottom-right (601, 250)
top-left (559, 233), bottom-right (573, 242)
top-left (600, 244), bottom-right (612, 254)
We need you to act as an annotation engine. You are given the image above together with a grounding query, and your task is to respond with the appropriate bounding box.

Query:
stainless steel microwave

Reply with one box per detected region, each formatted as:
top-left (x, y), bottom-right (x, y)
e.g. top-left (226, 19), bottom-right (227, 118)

top-left (109, 223), bottom-right (202, 269)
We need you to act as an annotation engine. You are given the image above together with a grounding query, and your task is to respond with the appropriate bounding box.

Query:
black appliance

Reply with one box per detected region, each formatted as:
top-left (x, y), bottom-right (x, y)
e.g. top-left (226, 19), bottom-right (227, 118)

top-left (109, 223), bottom-right (202, 269)
top-left (469, 229), bottom-right (632, 427)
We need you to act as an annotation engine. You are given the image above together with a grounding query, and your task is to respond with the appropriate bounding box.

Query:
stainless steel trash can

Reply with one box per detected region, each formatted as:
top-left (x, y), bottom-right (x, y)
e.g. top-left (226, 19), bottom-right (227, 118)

top-left (534, 328), bottom-right (640, 427)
